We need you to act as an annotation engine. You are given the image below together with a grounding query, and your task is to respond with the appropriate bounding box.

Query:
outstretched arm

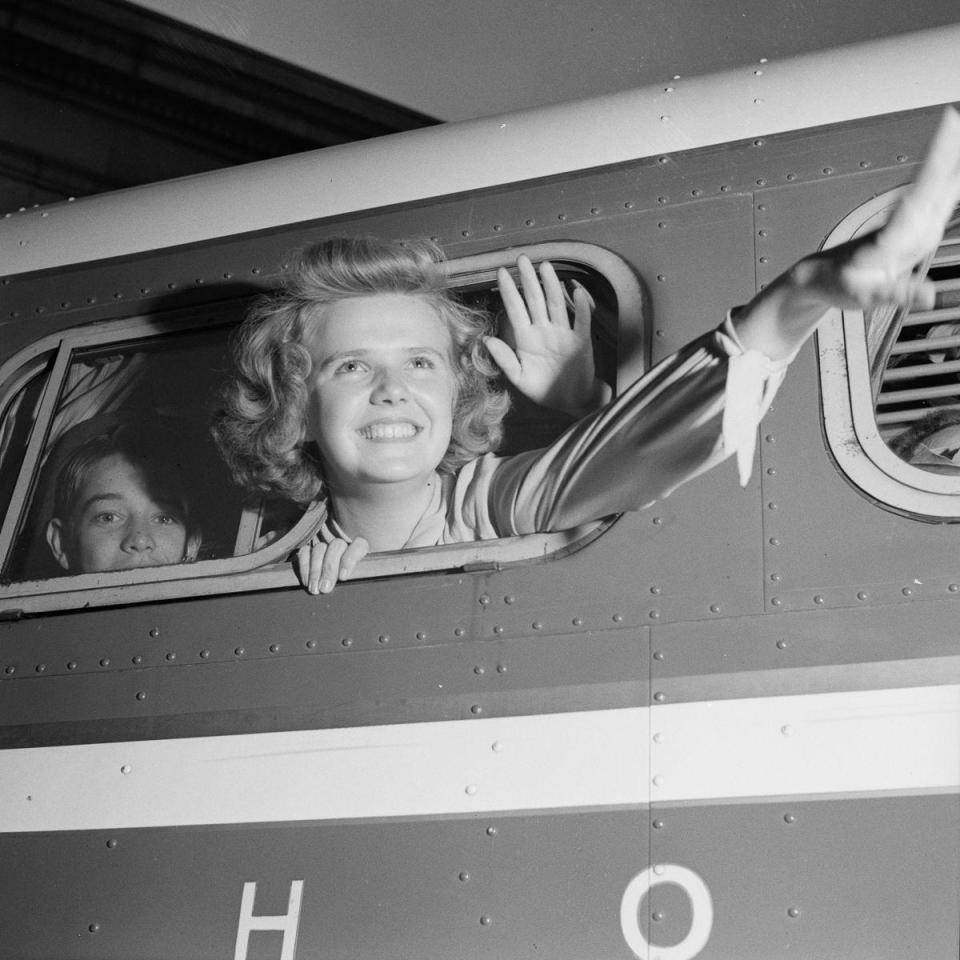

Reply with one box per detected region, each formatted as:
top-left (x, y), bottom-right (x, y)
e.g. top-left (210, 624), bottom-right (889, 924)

top-left (733, 107), bottom-right (960, 361)
top-left (486, 255), bottom-right (611, 417)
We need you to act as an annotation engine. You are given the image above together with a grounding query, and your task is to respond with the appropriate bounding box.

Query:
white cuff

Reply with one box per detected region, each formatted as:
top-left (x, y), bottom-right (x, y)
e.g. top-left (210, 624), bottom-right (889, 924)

top-left (717, 314), bottom-right (794, 486)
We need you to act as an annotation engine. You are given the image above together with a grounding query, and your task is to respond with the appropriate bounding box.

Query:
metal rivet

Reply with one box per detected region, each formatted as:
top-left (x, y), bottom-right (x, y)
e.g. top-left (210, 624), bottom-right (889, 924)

top-left (664, 85), bottom-right (674, 92)
top-left (784, 813), bottom-right (796, 824)
top-left (757, 203), bottom-right (767, 212)
top-left (786, 173), bottom-right (797, 181)
top-left (532, 621), bottom-right (543, 630)
top-left (3, 666), bottom-right (14, 675)
top-left (136, 691), bottom-right (146, 701)
top-left (269, 644), bottom-right (280, 653)
top-left (492, 223), bottom-right (503, 232)
top-left (200, 649), bottom-right (211, 658)
top-left (35, 663), bottom-right (46, 673)
top-left (766, 466), bottom-right (776, 475)
top-left (504, 595), bottom-right (515, 604)
top-left (99, 658), bottom-right (110, 667)
top-left (691, 188), bottom-right (702, 197)
top-left (758, 229), bottom-right (768, 238)
top-left (813, 595), bottom-right (824, 605)
top-left (652, 911), bottom-right (664, 921)
top-left (771, 573), bottom-right (782, 583)
top-left (781, 724), bottom-right (794, 736)
top-left (776, 639), bottom-right (787, 649)
top-left (902, 587), bottom-right (913, 597)
top-left (653, 691), bottom-right (665, 702)
top-left (492, 741), bottom-right (503, 752)
top-left (657, 221), bottom-right (666, 229)
top-left (625, 201), bottom-right (635, 209)
top-left (657, 196), bottom-right (668, 204)
top-left (787, 907), bottom-right (800, 918)
top-left (652, 819), bottom-right (664, 829)
top-left (771, 597), bottom-right (782, 606)
top-left (416, 631), bottom-right (427, 641)
top-left (753, 139), bottom-right (764, 147)
top-left (657, 156), bottom-right (669, 165)
top-left (857, 591), bottom-right (869, 601)
top-left (454, 628), bottom-right (465, 637)
top-left (471, 704), bottom-right (483, 715)
top-left (949, 584), bottom-right (960, 593)
top-left (479, 595), bottom-right (490, 605)
top-left (465, 784), bottom-right (478, 795)
top-left (653, 651), bottom-right (664, 661)
top-left (653, 864), bottom-right (665, 876)
top-left (649, 610), bottom-right (661, 620)
top-left (557, 213), bottom-right (567, 221)
top-left (165, 652), bottom-right (176, 661)
top-left (859, 160), bottom-right (871, 168)
top-left (652, 732), bottom-right (664, 743)
top-left (822, 167), bottom-right (833, 175)
top-left (493, 625), bottom-right (504, 635)
top-left (89, 923), bottom-right (101, 933)
top-left (106, 839), bottom-right (118, 848)
top-left (659, 115), bottom-right (670, 122)
top-left (234, 647), bottom-right (245, 656)
top-left (768, 502), bottom-right (778, 511)
top-left (756, 178), bottom-right (767, 187)
top-left (132, 655), bottom-right (143, 665)
top-left (474, 665), bottom-right (486, 675)
top-left (652, 775), bottom-right (664, 786)
top-left (480, 915), bottom-right (492, 926)
top-left (769, 537), bottom-right (780, 546)
top-left (652, 516), bottom-right (663, 525)
top-left (590, 207), bottom-right (600, 215)
top-left (149, 628), bottom-right (159, 638)
top-left (524, 218), bottom-right (535, 227)
top-left (341, 637), bottom-right (353, 647)
top-left (496, 663), bottom-right (507, 674)
top-left (572, 617), bottom-right (583, 626)
top-left (120, 765), bottom-right (131, 775)
top-left (461, 230), bottom-right (470, 238)
top-left (378, 634), bottom-right (390, 645)
top-left (650, 585), bottom-right (662, 595)
top-left (459, 871), bottom-right (470, 882)
top-left (710, 604), bottom-right (721, 614)
top-left (612, 613), bottom-right (623, 623)
top-left (486, 826), bottom-right (497, 836)
top-left (67, 660), bottom-right (78, 670)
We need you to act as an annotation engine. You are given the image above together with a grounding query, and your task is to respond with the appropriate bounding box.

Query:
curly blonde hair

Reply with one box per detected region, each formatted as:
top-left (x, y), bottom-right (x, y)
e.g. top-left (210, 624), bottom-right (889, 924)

top-left (212, 236), bottom-right (510, 504)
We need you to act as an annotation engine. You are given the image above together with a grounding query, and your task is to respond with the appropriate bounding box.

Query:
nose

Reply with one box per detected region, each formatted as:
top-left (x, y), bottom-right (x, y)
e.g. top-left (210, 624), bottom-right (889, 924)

top-left (121, 523), bottom-right (154, 553)
top-left (370, 366), bottom-right (408, 404)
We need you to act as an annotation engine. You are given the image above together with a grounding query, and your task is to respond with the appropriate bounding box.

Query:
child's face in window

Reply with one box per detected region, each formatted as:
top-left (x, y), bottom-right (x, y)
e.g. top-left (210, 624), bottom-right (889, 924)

top-left (47, 453), bottom-right (199, 573)
top-left (303, 294), bottom-right (457, 495)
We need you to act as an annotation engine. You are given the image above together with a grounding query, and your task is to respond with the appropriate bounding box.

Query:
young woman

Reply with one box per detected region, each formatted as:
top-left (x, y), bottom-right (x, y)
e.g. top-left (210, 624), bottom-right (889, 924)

top-left (213, 108), bottom-right (960, 594)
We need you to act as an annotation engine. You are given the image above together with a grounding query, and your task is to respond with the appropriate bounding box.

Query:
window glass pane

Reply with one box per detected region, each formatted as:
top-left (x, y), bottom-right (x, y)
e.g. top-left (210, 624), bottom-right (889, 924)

top-left (4, 327), bottom-right (250, 581)
top-left (871, 218), bottom-right (960, 475)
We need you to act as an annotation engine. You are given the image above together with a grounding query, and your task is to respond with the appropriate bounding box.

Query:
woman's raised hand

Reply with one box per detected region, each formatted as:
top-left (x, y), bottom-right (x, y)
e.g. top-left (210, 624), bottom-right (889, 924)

top-left (296, 535), bottom-right (370, 595)
top-left (486, 255), bottom-right (611, 417)
top-left (734, 108), bottom-right (960, 361)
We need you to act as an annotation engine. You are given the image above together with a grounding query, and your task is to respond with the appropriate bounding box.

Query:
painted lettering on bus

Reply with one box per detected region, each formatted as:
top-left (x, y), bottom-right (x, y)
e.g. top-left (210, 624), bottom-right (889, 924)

top-left (234, 880), bottom-right (304, 960)
top-left (620, 865), bottom-right (713, 960)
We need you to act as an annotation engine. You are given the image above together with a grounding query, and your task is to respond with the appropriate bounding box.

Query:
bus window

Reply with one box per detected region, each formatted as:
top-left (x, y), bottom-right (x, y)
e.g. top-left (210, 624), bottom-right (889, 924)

top-left (0, 241), bottom-right (639, 612)
top-left (819, 194), bottom-right (960, 516)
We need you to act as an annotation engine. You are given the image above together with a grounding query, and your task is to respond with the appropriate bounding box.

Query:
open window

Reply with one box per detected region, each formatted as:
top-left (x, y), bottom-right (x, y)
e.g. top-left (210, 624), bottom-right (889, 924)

top-left (819, 190), bottom-right (960, 516)
top-left (0, 241), bottom-right (644, 614)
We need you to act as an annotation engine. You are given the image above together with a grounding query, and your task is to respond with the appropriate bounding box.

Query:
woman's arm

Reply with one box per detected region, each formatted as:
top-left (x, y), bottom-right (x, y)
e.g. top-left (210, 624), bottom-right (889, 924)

top-left (732, 107), bottom-right (960, 361)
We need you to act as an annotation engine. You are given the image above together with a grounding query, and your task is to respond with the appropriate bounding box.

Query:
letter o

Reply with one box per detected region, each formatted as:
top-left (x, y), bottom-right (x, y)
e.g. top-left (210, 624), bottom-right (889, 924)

top-left (620, 864), bottom-right (713, 960)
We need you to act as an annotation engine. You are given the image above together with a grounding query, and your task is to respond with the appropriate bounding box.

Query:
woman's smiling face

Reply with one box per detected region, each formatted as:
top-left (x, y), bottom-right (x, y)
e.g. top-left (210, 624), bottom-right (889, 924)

top-left (303, 294), bottom-right (458, 494)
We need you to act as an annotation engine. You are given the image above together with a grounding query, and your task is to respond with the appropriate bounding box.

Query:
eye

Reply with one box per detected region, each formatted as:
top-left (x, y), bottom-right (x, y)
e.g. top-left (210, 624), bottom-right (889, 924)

top-left (335, 359), bottom-right (367, 375)
top-left (91, 511), bottom-right (122, 525)
top-left (409, 355), bottom-right (436, 370)
top-left (153, 513), bottom-right (182, 526)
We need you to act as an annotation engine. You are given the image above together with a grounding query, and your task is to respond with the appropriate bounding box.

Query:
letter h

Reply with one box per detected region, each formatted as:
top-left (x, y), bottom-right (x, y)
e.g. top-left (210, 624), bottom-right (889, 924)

top-left (234, 880), bottom-right (304, 960)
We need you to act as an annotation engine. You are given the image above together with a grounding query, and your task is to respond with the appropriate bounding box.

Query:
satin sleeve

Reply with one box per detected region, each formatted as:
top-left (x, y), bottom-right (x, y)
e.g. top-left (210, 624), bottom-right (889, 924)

top-left (452, 316), bottom-right (791, 539)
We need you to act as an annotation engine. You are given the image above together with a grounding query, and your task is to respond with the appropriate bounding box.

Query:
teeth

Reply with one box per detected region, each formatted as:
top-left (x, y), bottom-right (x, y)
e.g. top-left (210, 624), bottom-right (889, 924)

top-left (358, 422), bottom-right (419, 440)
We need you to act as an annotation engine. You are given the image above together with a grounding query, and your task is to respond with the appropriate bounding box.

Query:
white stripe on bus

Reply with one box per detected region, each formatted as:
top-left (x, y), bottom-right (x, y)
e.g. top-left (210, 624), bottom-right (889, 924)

top-left (2, 684), bottom-right (958, 832)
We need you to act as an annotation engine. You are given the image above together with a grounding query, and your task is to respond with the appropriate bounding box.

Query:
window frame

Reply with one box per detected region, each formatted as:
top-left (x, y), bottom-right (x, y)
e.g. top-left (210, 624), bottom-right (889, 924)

top-left (0, 241), bottom-right (645, 614)
top-left (818, 188), bottom-right (960, 517)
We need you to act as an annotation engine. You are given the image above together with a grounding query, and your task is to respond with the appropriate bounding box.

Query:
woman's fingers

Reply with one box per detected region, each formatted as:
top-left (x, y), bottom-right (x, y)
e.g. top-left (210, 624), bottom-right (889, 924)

top-left (517, 255), bottom-right (548, 325)
top-left (296, 537), bottom-right (351, 595)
